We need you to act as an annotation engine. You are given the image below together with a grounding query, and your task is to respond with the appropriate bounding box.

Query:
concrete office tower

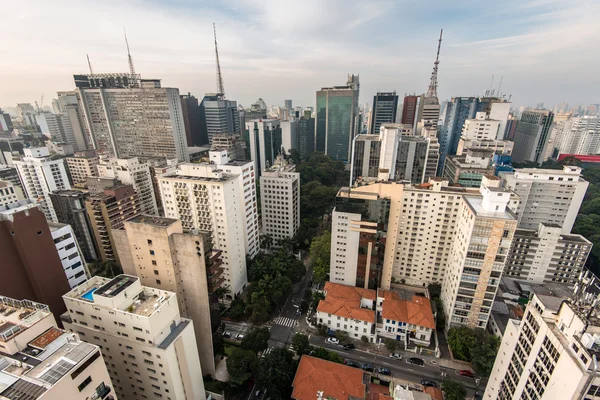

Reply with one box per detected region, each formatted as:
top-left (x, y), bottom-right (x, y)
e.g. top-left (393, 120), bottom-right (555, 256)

top-left (180, 93), bottom-right (202, 146)
top-left (13, 147), bottom-right (71, 222)
top-left (74, 73), bottom-right (189, 162)
top-left (281, 119), bottom-right (299, 153)
top-left (0, 135), bottom-right (25, 165)
top-left (85, 184), bottom-right (141, 263)
top-left (505, 222), bottom-right (592, 284)
top-left (0, 296), bottom-right (117, 400)
top-left (442, 149), bottom-right (496, 187)
top-left (315, 74), bottom-right (360, 162)
top-left (370, 92), bottom-right (399, 134)
top-left (56, 91), bottom-right (89, 151)
top-left (456, 137), bottom-right (513, 157)
top-left (0, 179), bottom-right (23, 207)
top-left (199, 93), bottom-right (241, 145)
top-left (244, 119), bottom-right (282, 174)
top-left (36, 111), bottom-right (81, 151)
top-left (158, 163), bottom-right (250, 295)
top-left (395, 136), bottom-right (434, 183)
top-left (559, 117), bottom-right (600, 156)
top-left (285, 99), bottom-right (293, 110)
top-left (0, 108), bottom-right (13, 132)
top-left (46, 141), bottom-right (74, 157)
top-left (260, 156), bottom-right (300, 242)
top-left (0, 165), bottom-right (23, 191)
top-left (146, 158), bottom-right (178, 215)
top-left (16, 103), bottom-right (37, 127)
top-left (0, 202), bottom-right (71, 319)
top-left (97, 156), bottom-right (158, 215)
top-left (485, 286), bottom-right (600, 400)
top-left (297, 116), bottom-right (315, 157)
top-left (501, 165), bottom-right (588, 233)
top-left (113, 216), bottom-right (222, 376)
top-left (65, 150), bottom-right (99, 185)
top-left (441, 184), bottom-right (517, 330)
top-left (62, 275), bottom-right (206, 400)
top-left (244, 102), bottom-right (268, 121)
top-left (512, 109), bottom-right (555, 164)
top-left (50, 190), bottom-right (98, 261)
top-left (460, 111), bottom-right (500, 140)
top-left (48, 222), bottom-right (88, 288)
top-left (401, 95), bottom-right (419, 128)
top-left (211, 133), bottom-right (246, 161)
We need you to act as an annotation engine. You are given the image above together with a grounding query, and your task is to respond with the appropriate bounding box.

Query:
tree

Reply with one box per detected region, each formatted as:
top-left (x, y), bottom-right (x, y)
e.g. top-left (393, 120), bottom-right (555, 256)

top-left (317, 325), bottom-right (328, 337)
top-left (435, 298), bottom-right (445, 329)
top-left (471, 334), bottom-right (500, 377)
top-left (260, 234), bottom-right (274, 250)
top-left (241, 327), bottom-right (271, 354)
top-left (335, 330), bottom-right (349, 343)
top-left (447, 327), bottom-right (500, 376)
top-left (447, 327), bottom-right (477, 362)
top-left (300, 300), bottom-right (309, 314)
top-left (428, 283), bottom-right (442, 299)
top-left (226, 348), bottom-right (258, 389)
top-left (228, 298), bottom-right (246, 321)
top-left (384, 339), bottom-right (398, 353)
top-left (309, 231), bottom-right (331, 268)
top-left (214, 285), bottom-right (231, 306)
top-left (246, 303), bottom-right (270, 325)
top-left (291, 333), bottom-right (311, 356)
top-left (310, 346), bottom-right (343, 364)
top-left (257, 348), bottom-right (297, 400)
top-left (311, 292), bottom-right (325, 311)
top-left (441, 380), bottom-right (467, 400)
top-left (361, 335), bottom-right (369, 343)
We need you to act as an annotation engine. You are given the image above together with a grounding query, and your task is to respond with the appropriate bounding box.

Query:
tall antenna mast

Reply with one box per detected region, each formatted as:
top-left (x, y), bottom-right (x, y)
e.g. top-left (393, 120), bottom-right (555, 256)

top-left (425, 29), bottom-right (443, 100)
top-left (497, 76), bottom-right (504, 98)
top-left (124, 27), bottom-right (136, 77)
top-left (213, 22), bottom-right (225, 99)
top-left (86, 53), bottom-right (94, 74)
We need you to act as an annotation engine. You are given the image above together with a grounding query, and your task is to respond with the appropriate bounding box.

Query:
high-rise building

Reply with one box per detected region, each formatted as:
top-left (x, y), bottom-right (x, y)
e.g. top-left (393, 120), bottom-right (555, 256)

top-left (485, 284), bottom-right (600, 400)
top-left (48, 221), bottom-right (88, 288)
top-left (74, 73), bottom-right (189, 162)
top-left (13, 147), bottom-right (71, 222)
top-left (0, 108), bottom-right (13, 132)
top-left (401, 95), bottom-right (419, 128)
top-left (442, 149), bottom-right (496, 188)
top-left (56, 90), bottom-right (89, 151)
top-left (16, 103), bottom-right (37, 127)
top-left (65, 150), bottom-right (99, 185)
top-left (158, 163), bottom-right (251, 295)
top-left (0, 179), bottom-right (24, 207)
top-left (97, 156), bottom-right (158, 215)
top-left (36, 111), bottom-right (84, 151)
top-left (0, 135), bottom-right (25, 164)
top-left (244, 119), bottom-right (282, 173)
top-left (199, 93), bottom-right (241, 145)
top-left (500, 165), bottom-right (588, 233)
top-left (297, 116), bottom-right (315, 157)
top-left (281, 119), bottom-right (299, 153)
top-left (505, 222), bottom-right (592, 284)
top-left (49, 190), bottom-right (98, 261)
top-left (441, 183), bottom-right (517, 330)
top-left (62, 275), bottom-right (206, 400)
top-left (0, 295), bottom-right (117, 400)
top-left (370, 92), bottom-right (399, 135)
top-left (180, 93), bottom-right (202, 146)
top-left (559, 117), bottom-right (600, 156)
top-left (0, 201), bottom-right (72, 319)
top-left (285, 99), bottom-right (292, 110)
top-left (0, 165), bottom-right (23, 191)
top-left (113, 215), bottom-right (222, 376)
top-left (512, 109), bottom-right (555, 164)
top-left (260, 156), bottom-right (300, 242)
top-left (85, 184), bottom-right (141, 263)
top-left (315, 74), bottom-right (360, 162)
top-left (243, 102), bottom-right (268, 121)
top-left (210, 133), bottom-right (246, 161)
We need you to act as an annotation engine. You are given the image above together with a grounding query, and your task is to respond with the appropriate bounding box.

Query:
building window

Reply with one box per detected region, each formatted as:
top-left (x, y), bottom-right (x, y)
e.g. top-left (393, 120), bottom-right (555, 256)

top-left (156, 280), bottom-right (161, 285)
top-left (78, 376), bottom-right (92, 392)
top-left (154, 270), bottom-right (159, 275)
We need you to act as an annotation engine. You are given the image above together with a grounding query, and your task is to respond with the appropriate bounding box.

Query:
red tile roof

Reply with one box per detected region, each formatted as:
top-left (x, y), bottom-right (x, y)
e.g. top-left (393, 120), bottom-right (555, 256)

top-left (317, 282), bottom-right (376, 323)
top-left (380, 293), bottom-right (435, 329)
top-left (292, 356), bottom-right (366, 400)
top-left (424, 386), bottom-right (444, 400)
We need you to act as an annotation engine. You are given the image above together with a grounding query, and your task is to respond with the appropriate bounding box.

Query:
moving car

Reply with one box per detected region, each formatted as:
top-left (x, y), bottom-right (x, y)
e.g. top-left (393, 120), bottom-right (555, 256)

top-left (408, 357), bottom-right (425, 366)
top-left (325, 337), bottom-right (339, 345)
top-left (222, 331), bottom-right (232, 338)
top-left (389, 353), bottom-right (402, 359)
top-left (343, 343), bottom-right (355, 350)
top-left (377, 367), bottom-right (391, 376)
top-left (344, 360), bottom-right (360, 368)
top-left (236, 333), bottom-right (245, 340)
top-left (421, 379), bottom-right (437, 387)
top-left (361, 363), bottom-right (375, 372)
top-left (459, 370), bottom-right (475, 378)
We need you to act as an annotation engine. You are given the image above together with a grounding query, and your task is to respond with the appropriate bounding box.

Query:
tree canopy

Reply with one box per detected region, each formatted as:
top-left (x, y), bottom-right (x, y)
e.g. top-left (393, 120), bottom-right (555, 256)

top-left (441, 380), bottom-right (467, 400)
top-left (447, 327), bottom-right (499, 376)
top-left (241, 327), bottom-right (271, 354)
top-left (256, 348), bottom-right (297, 400)
top-left (309, 231), bottom-right (331, 283)
top-left (291, 333), bottom-right (311, 356)
top-left (226, 347), bottom-right (258, 389)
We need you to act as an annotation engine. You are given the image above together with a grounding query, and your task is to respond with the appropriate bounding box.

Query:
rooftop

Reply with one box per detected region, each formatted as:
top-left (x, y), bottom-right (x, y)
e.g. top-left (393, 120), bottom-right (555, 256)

top-left (129, 214), bottom-right (178, 228)
top-left (0, 297), bottom-right (51, 343)
top-left (378, 291), bottom-right (435, 329)
top-left (464, 195), bottom-right (516, 221)
top-left (94, 275), bottom-right (137, 298)
top-left (292, 356), bottom-right (365, 400)
top-left (317, 282), bottom-right (376, 323)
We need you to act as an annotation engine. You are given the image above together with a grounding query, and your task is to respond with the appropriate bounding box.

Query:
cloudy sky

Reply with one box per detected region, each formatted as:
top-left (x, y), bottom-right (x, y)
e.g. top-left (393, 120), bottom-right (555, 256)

top-left (2, 0), bottom-right (599, 110)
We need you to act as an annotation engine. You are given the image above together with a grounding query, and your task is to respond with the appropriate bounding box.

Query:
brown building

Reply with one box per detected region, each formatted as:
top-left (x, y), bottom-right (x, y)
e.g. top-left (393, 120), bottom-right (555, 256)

top-left (85, 184), bottom-right (141, 263)
top-left (180, 93), bottom-right (203, 146)
top-left (401, 95), bottom-right (420, 127)
top-left (0, 202), bottom-right (71, 320)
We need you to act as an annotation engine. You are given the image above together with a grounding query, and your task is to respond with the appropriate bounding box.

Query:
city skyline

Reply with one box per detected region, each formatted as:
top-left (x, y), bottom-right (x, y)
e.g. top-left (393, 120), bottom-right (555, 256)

top-left (2, 0), bottom-right (599, 110)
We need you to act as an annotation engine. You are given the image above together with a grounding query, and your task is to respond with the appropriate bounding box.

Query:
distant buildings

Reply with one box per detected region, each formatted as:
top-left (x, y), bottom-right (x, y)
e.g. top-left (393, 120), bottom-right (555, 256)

top-left (559, 117), bottom-right (600, 156)
top-left (316, 74), bottom-right (360, 162)
top-left (0, 179), bottom-right (23, 207)
top-left (442, 149), bottom-right (495, 188)
top-left (180, 93), bottom-right (202, 146)
top-left (199, 93), bottom-right (241, 145)
top-left (36, 111), bottom-right (85, 151)
top-left (281, 119), bottom-right (299, 154)
top-left (244, 119), bottom-right (282, 173)
top-left (370, 92), bottom-right (399, 134)
top-left (512, 109), bottom-right (554, 164)
top-left (401, 95), bottom-right (419, 128)
top-left (65, 150), bottom-right (99, 185)
top-left (297, 116), bottom-right (315, 157)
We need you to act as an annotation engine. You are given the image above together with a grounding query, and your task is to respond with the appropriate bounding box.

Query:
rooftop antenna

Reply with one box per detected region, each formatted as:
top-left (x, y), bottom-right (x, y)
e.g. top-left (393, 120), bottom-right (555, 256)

top-left (213, 22), bottom-right (225, 99)
top-left (86, 53), bottom-right (94, 74)
top-left (497, 76), bottom-right (504, 98)
top-left (425, 29), bottom-right (443, 101)
top-left (124, 27), bottom-right (136, 77)
top-left (488, 74), bottom-right (495, 96)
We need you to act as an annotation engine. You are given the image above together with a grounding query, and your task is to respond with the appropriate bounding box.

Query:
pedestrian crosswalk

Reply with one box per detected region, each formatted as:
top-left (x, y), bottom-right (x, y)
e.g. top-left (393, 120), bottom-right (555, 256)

top-left (261, 348), bottom-right (273, 358)
top-left (274, 317), bottom-right (298, 327)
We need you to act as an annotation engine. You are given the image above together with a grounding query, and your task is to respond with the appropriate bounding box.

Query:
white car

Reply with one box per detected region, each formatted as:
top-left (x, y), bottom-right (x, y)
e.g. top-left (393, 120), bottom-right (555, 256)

top-left (389, 353), bottom-right (402, 360)
top-left (325, 337), bottom-right (339, 345)
top-left (236, 333), bottom-right (245, 340)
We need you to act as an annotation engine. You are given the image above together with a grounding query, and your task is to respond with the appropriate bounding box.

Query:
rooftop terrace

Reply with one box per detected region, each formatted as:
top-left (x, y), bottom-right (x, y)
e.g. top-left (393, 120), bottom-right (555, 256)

top-left (0, 298), bottom-right (50, 343)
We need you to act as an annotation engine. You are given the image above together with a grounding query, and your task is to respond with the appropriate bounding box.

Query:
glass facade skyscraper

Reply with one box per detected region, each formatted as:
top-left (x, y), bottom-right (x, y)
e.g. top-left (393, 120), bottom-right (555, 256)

top-left (370, 92), bottom-right (399, 134)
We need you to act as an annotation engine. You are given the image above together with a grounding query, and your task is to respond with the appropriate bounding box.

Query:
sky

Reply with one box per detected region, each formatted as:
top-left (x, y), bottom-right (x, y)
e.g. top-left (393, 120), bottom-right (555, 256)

top-left (1, 0), bottom-right (599, 111)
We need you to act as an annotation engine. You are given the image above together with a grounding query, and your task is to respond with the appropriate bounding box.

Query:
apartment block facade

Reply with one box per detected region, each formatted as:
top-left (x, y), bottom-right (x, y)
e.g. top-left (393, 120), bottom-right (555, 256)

top-left (65, 150), bottom-right (99, 185)
top-left (49, 222), bottom-right (88, 288)
top-left (0, 179), bottom-right (23, 207)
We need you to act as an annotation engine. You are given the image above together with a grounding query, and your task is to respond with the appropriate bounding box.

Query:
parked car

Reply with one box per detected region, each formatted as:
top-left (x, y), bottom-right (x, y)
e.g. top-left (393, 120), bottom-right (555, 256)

top-left (377, 367), bottom-right (391, 376)
top-left (459, 370), bottom-right (475, 378)
top-left (325, 337), bottom-right (339, 345)
top-left (408, 357), bottom-right (425, 366)
top-left (421, 379), bottom-right (437, 387)
top-left (344, 360), bottom-right (360, 368)
top-left (343, 343), bottom-right (355, 350)
top-left (296, 309), bottom-right (302, 316)
top-left (254, 389), bottom-right (262, 398)
top-left (236, 333), bottom-right (245, 340)
top-left (389, 353), bottom-right (402, 359)
top-left (361, 363), bottom-right (375, 372)
top-left (222, 331), bottom-right (232, 338)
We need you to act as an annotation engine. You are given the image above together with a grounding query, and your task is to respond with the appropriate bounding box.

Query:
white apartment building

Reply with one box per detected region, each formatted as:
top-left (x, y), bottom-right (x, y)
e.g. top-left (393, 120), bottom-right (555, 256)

top-left (0, 179), bottom-right (23, 207)
top-left (485, 286), bottom-right (600, 400)
top-left (158, 163), bottom-right (249, 295)
top-left (65, 150), bottom-right (99, 185)
top-left (260, 156), bottom-right (300, 242)
top-left (505, 222), bottom-right (592, 284)
top-left (62, 275), bottom-right (206, 400)
top-left (501, 165), bottom-right (588, 233)
top-left (36, 111), bottom-right (86, 152)
top-left (559, 117), bottom-right (600, 156)
top-left (0, 296), bottom-right (116, 400)
top-left (281, 119), bottom-right (299, 153)
top-left (441, 184), bottom-right (517, 330)
top-left (49, 222), bottom-right (88, 288)
top-left (13, 147), bottom-right (71, 222)
top-left (97, 156), bottom-right (158, 216)
top-left (461, 112), bottom-right (501, 140)
top-left (456, 138), bottom-right (513, 156)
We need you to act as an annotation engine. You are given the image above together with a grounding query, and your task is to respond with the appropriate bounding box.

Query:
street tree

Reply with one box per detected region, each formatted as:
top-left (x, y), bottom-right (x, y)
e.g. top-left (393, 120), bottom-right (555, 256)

top-left (441, 380), bottom-right (467, 400)
top-left (257, 348), bottom-right (297, 400)
top-left (241, 327), bottom-right (271, 354)
top-left (226, 348), bottom-right (258, 389)
top-left (291, 333), bottom-right (311, 356)
top-left (384, 339), bottom-right (398, 353)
